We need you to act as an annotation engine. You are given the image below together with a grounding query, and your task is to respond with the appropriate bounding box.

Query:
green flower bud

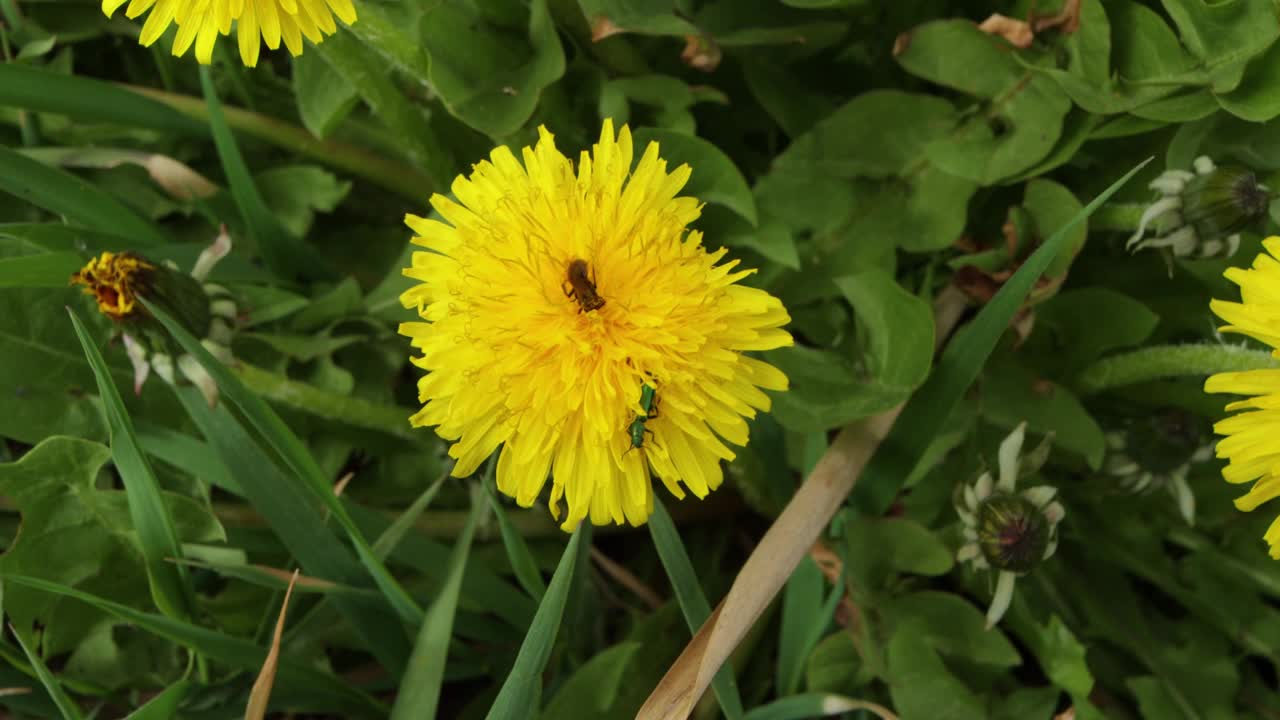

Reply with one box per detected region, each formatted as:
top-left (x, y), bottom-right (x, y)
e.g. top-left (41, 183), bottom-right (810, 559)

top-left (976, 493), bottom-right (1051, 574)
top-left (1180, 166), bottom-right (1269, 242)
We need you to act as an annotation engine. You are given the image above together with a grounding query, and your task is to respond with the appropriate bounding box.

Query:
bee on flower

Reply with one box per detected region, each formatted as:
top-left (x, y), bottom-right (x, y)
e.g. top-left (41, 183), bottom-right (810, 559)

top-left (71, 231), bottom-right (238, 406)
top-left (956, 422), bottom-right (1065, 628)
top-left (398, 120), bottom-right (793, 530)
top-left (101, 0), bottom-right (357, 66)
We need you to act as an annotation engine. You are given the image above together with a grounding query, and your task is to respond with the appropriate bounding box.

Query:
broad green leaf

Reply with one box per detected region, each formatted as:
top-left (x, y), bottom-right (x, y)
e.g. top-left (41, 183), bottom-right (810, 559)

top-left (0, 251), bottom-right (81, 288)
top-left (771, 269), bottom-right (934, 432)
top-left (982, 353), bottom-right (1107, 468)
top-left (198, 67), bottom-right (323, 282)
top-left (10, 625), bottom-right (84, 720)
top-left (851, 160), bottom-right (1148, 513)
top-left (1023, 179), bottom-right (1087, 279)
top-left (486, 526), bottom-right (587, 720)
top-left (1216, 40), bottom-right (1280, 121)
top-left (756, 90), bottom-right (977, 253)
top-left (422, 0), bottom-right (566, 137)
top-left (0, 146), bottom-right (169, 246)
top-left (844, 517), bottom-right (953, 591)
top-left (313, 31), bottom-right (456, 189)
top-left (888, 592), bottom-right (1020, 667)
top-left (632, 128), bottom-right (757, 225)
top-left (1030, 288), bottom-right (1159, 376)
top-left (144, 300), bottom-right (425, 630)
top-left (648, 498), bottom-right (745, 719)
top-left (1160, 0), bottom-right (1279, 92)
top-left (576, 0), bottom-right (698, 37)
top-left (885, 619), bottom-right (985, 720)
top-left (292, 52), bottom-right (360, 138)
top-left (804, 633), bottom-right (863, 694)
top-left (895, 20), bottom-right (1072, 184)
top-left (539, 642), bottom-right (642, 720)
top-left (69, 309), bottom-right (193, 621)
top-left (391, 486), bottom-right (486, 720)
top-left (1, 575), bottom-right (383, 716)
top-left (0, 437), bottom-right (221, 656)
top-left (255, 166), bottom-right (352, 238)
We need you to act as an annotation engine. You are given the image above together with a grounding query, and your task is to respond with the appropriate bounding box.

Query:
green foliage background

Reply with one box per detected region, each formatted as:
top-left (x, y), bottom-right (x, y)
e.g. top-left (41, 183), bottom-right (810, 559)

top-left (1, 0), bottom-right (1280, 718)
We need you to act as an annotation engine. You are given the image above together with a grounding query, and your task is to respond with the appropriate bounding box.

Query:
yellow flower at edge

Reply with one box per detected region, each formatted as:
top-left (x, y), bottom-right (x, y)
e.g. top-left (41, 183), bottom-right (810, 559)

top-left (71, 251), bottom-right (155, 321)
top-left (101, 0), bottom-right (357, 67)
top-left (1206, 236), bottom-right (1280, 558)
top-left (399, 120), bottom-right (794, 530)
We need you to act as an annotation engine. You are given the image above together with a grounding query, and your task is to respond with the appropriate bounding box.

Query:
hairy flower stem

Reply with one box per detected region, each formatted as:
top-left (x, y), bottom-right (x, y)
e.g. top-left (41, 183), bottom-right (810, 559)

top-left (1075, 344), bottom-right (1280, 395)
top-left (121, 83), bottom-right (432, 201)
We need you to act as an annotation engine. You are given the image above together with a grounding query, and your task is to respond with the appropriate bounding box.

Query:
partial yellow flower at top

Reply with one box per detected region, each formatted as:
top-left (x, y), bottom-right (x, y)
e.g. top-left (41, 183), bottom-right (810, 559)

top-left (1206, 237), bottom-right (1280, 558)
top-left (399, 120), bottom-right (794, 530)
top-left (101, 0), bottom-right (357, 67)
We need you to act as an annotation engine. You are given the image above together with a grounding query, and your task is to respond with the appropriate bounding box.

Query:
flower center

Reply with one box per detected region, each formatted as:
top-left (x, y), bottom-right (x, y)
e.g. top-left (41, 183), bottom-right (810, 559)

top-left (70, 252), bottom-right (154, 321)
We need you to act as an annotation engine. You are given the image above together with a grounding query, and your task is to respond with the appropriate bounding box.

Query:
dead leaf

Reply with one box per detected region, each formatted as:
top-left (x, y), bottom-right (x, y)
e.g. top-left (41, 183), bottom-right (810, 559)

top-left (635, 287), bottom-right (969, 720)
top-left (245, 570), bottom-right (299, 720)
top-left (591, 15), bottom-right (625, 42)
top-left (1034, 0), bottom-right (1082, 34)
top-left (978, 14), bottom-right (1034, 48)
top-left (681, 35), bottom-right (722, 72)
top-left (892, 31), bottom-right (912, 56)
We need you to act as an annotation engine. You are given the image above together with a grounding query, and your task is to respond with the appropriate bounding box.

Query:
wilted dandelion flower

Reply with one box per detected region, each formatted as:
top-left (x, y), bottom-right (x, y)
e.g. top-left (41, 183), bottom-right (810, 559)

top-left (71, 232), bottom-right (238, 405)
top-left (956, 423), bottom-right (1065, 628)
top-left (1127, 156), bottom-right (1269, 259)
top-left (101, 0), bottom-right (357, 66)
top-left (399, 120), bottom-right (793, 530)
top-left (1205, 237), bottom-right (1280, 558)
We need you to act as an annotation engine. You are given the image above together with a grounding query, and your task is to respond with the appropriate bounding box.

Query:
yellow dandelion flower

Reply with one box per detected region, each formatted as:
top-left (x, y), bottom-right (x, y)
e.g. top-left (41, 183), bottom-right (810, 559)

top-left (1205, 236), bottom-right (1280, 558)
top-left (71, 251), bottom-right (156, 321)
top-left (399, 120), bottom-right (794, 530)
top-left (101, 0), bottom-right (357, 67)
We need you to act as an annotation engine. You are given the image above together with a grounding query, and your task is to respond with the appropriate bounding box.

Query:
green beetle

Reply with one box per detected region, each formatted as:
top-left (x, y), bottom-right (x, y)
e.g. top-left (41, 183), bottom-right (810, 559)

top-left (629, 383), bottom-right (659, 449)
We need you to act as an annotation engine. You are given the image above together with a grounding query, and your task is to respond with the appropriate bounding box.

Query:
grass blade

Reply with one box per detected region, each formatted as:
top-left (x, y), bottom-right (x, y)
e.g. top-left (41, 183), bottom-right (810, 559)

top-left (742, 694), bottom-right (896, 720)
top-left (173, 386), bottom-right (412, 673)
top-left (485, 480), bottom-right (548, 602)
top-left (777, 557), bottom-right (824, 697)
top-left (391, 485), bottom-right (487, 720)
top-left (9, 625), bottom-right (84, 720)
top-left (0, 145), bottom-right (169, 246)
top-left (373, 474), bottom-right (448, 560)
top-left (851, 159), bottom-right (1152, 514)
top-left (486, 526), bottom-right (588, 720)
top-left (143, 298), bottom-right (424, 629)
top-left (2, 575), bottom-right (383, 716)
top-left (648, 497), bottom-right (745, 720)
top-left (246, 571), bottom-right (299, 720)
top-left (122, 681), bottom-right (190, 720)
top-left (0, 64), bottom-right (206, 136)
top-left (197, 67), bottom-right (326, 282)
top-left (68, 308), bottom-right (192, 620)
top-left (0, 252), bottom-right (82, 288)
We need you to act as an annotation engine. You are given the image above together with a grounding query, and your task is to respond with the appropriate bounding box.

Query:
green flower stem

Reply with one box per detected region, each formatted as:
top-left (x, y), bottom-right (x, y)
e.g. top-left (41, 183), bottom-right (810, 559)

top-left (205, 491), bottom-right (744, 540)
top-left (232, 362), bottom-right (419, 442)
top-left (1089, 202), bottom-right (1148, 232)
top-left (1075, 344), bottom-right (1279, 395)
top-left (120, 83), bottom-right (432, 201)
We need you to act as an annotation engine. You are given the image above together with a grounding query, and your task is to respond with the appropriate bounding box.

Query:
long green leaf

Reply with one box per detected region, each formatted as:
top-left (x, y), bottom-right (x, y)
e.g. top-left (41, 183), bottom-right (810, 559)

top-left (486, 526), bottom-right (587, 720)
top-left (2, 575), bottom-right (383, 716)
top-left (742, 694), bottom-right (895, 720)
top-left (392, 485), bottom-right (486, 720)
top-left (0, 146), bottom-right (169, 246)
top-left (9, 624), bottom-right (84, 720)
top-left (68, 308), bottom-right (192, 620)
top-left (851, 160), bottom-right (1152, 513)
top-left (373, 474), bottom-right (449, 560)
top-left (0, 252), bottom-right (82, 288)
top-left (122, 681), bottom-right (191, 720)
top-left (0, 64), bottom-right (207, 136)
top-left (197, 67), bottom-right (326, 281)
top-left (485, 481), bottom-right (548, 603)
top-left (144, 299), bottom-right (424, 628)
top-left (648, 497), bottom-right (745, 720)
top-left (173, 386), bottom-right (412, 674)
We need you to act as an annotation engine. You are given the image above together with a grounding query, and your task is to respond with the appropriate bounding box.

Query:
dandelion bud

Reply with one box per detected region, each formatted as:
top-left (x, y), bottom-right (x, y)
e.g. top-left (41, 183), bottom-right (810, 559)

top-left (1128, 156), bottom-right (1271, 259)
top-left (976, 493), bottom-right (1051, 573)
